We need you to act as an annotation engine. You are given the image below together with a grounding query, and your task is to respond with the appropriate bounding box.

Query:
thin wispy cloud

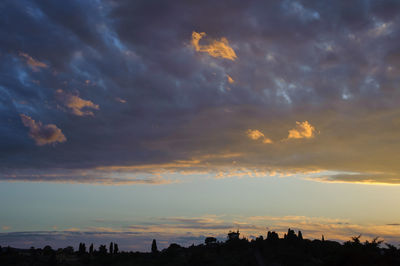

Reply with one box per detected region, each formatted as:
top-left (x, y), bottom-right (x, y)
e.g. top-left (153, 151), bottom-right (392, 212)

top-left (227, 75), bottom-right (235, 84)
top-left (55, 89), bottom-right (99, 116)
top-left (19, 52), bottom-right (48, 72)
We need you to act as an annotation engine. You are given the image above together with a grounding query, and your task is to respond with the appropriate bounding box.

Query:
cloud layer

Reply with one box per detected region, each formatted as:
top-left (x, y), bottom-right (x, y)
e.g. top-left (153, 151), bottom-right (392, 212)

top-left (1, 0), bottom-right (400, 184)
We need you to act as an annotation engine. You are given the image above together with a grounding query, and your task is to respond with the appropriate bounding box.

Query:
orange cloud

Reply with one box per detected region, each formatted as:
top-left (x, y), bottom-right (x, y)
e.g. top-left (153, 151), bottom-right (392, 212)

top-left (246, 129), bottom-right (273, 144)
top-left (246, 129), bottom-right (264, 140)
top-left (56, 89), bottom-right (99, 116)
top-left (287, 121), bottom-right (316, 139)
top-left (20, 114), bottom-right (66, 146)
top-left (19, 52), bottom-right (48, 72)
top-left (227, 75), bottom-right (235, 84)
top-left (191, 31), bottom-right (237, 60)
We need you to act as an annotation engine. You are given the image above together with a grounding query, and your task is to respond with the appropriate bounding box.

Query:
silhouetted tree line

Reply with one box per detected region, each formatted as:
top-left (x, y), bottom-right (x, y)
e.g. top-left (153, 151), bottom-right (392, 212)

top-left (1, 229), bottom-right (400, 265)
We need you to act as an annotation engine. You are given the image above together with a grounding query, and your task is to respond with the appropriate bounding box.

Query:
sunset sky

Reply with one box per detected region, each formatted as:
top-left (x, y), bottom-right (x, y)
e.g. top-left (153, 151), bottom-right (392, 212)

top-left (1, 0), bottom-right (400, 251)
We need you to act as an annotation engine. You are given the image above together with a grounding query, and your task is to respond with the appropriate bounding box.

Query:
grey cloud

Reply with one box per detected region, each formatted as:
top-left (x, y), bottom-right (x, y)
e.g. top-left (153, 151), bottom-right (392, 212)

top-left (0, 168), bottom-right (173, 185)
top-left (310, 173), bottom-right (400, 185)
top-left (20, 114), bottom-right (66, 146)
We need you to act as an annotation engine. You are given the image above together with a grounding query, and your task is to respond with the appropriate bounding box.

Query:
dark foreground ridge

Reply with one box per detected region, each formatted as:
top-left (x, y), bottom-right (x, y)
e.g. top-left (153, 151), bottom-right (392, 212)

top-left (1, 229), bottom-right (400, 265)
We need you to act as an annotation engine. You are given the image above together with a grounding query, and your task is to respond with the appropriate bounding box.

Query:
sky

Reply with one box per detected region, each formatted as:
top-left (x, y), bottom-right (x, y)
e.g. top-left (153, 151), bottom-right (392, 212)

top-left (1, 0), bottom-right (400, 251)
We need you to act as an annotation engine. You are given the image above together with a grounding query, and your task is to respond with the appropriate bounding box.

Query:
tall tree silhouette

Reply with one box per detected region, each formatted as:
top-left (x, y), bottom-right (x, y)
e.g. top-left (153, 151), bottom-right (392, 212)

top-left (109, 242), bottom-right (113, 254)
top-left (298, 230), bottom-right (303, 240)
top-left (78, 242), bottom-right (86, 255)
top-left (151, 239), bottom-right (158, 253)
top-left (98, 245), bottom-right (107, 255)
top-left (89, 243), bottom-right (93, 254)
top-left (114, 243), bottom-right (119, 254)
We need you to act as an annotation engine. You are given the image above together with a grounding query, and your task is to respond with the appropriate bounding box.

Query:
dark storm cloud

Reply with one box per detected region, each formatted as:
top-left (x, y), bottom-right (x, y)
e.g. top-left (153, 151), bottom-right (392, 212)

top-left (1, 0), bottom-right (400, 184)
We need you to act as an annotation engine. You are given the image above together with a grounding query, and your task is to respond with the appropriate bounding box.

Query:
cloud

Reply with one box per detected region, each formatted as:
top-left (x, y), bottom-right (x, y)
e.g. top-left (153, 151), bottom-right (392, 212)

top-left (287, 121), bottom-right (316, 139)
top-left (191, 31), bottom-right (237, 60)
top-left (246, 129), bottom-right (265, 140)
top-left (1, 1), bottom-right (400, 185)
top-left (262, 138), bottom-right (273, 144)
top-left (0, 175), bottom-right (173, 185)
top-left (19, 52), bottom-right (48, 72)
top-left (20, 114), bottom-right (66, 146)
top-left (116, 97), bottom-right (127, 103)
top-left (0, 168), bottom-right (174, 185)
top-left (307, 173), bottom-right (400, 185)
top-left (227, 75), bottom-right (235, 84)
top-left (246, 129), bottom-right (273, 144)
top-left (55, 89), bottom-right (99, 116)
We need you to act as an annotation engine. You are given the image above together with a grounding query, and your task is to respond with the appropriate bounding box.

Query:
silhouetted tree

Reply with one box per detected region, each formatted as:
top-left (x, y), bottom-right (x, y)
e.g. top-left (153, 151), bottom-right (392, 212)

top-left (298, 230), bottom-right (303, 240)
top-left (78, 242), bottom-right (86, 254)
top-left (109, 242), bottom-right (113, 254)
top-left (205, 237), bottom-right (217, 245)
top-left (43, 245), bottom-right (54, 256)
top-left (151, 239), bottom-right (158, 253)
top-left (63, 246), bottom-right (74, 255)
top-left (89, 243), bottom-right (94, 254)
top-left (267, 231), bottom-right (279, 241)
top-left (98, 245), bottom-right (107, 255)
top-left (2, 227), bottom-right (399, 265)
top-left (352, 235), bottom-right (361, 244)
top-left (227, 230), bottom-right (240, 241)
top-left (165, 243), bottom-right (182, 256)
top-left (364, 237), bottom-right (383, 250)
top-left (284, 228), bottom-right (297, 242)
